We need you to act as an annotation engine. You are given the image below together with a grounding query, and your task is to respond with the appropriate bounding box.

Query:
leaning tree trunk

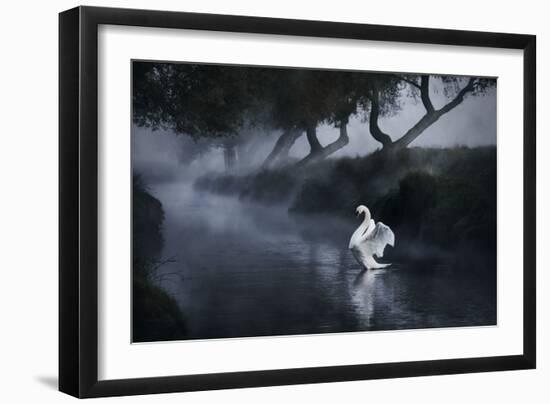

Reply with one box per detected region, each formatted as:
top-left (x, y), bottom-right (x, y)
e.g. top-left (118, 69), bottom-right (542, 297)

top-left (368, 85), bottom-right (393, 148)
top-left (262, 128), bottom-right (302, 169)
top-left (391, 77), bottom-right (476, 150)
top-left (305, 123), bottom-right (323, 155)
top-left (390, 110), bottom-right (442, 150)
top-left (296, 123), bottom-right (323, 166)
top-left (296, 121), bottom-right (350, 168)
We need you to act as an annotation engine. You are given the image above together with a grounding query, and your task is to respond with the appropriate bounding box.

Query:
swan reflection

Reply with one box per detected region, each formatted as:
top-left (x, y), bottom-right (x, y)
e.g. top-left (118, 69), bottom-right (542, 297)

top-left (151, 183), bottom-right (495, 340)
top-left (351, 268), bottom-right (388, 328)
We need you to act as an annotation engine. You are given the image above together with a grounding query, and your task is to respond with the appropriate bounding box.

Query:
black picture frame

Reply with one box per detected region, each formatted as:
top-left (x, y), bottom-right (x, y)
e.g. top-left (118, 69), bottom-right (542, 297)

top-left (59, 5), bottom-right (536, 398)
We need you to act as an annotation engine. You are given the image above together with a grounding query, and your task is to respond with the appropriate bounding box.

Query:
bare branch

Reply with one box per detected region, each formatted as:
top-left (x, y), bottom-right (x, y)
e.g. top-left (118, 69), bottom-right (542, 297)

top-left (438, 77), bottom-right (477, 115)
top-left (151, 256), bottom-right (177, 273)
top-left (152, 272), bottom-right (185, 283)
top-left (296, 120), bottom-right (350, 167)
top-left (392, 77), bottom-right (478, 150)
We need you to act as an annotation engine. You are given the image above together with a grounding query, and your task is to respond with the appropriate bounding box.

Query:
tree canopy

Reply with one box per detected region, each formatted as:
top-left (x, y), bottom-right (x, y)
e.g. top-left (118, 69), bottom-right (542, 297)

top-left (132, 61), bottom-right (496, 168)
top-left (133, 62), bottom-right (254, 139)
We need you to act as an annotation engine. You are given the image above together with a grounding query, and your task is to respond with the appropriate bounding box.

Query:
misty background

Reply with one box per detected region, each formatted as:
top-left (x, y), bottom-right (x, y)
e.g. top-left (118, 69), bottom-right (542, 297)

top-left (131, 63), bottom-right (497, 342)
top-left (133, 81), bottom-right (496, 181)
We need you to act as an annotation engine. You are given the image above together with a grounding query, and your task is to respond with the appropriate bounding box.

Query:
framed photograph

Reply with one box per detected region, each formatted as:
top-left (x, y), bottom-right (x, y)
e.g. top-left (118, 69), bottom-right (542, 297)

top-left (59, 6), bottom-right (536, 398)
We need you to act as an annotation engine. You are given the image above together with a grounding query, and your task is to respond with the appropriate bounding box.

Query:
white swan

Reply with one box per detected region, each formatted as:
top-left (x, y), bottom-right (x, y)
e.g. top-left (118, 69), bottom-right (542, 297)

top-left (349, 205), bottom-right (395, 270)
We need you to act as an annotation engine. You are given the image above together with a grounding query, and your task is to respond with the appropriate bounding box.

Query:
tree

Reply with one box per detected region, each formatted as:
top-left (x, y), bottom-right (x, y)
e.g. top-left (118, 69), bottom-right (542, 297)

top-left (133, 62), bottom-right (258, 169)
top-left (133, 61), bottom-right (495, 171)
top-left (260, 68), bottom-right (359, 168)
top-left (261, 128), bottom-right (303, 168)
top-left (133, 62), bottom-right (253, 138)
top-left (362, 74), bottom-right (496, 151)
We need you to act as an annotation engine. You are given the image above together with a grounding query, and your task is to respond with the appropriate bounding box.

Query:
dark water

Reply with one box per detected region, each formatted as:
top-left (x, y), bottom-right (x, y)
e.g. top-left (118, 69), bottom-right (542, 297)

top-left (152, 181), bottom-right (496, 340)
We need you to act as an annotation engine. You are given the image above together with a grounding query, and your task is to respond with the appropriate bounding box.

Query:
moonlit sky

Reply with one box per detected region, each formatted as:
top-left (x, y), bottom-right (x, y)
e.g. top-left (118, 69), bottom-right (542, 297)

top-left (133, 75), bottom-right (496, 177)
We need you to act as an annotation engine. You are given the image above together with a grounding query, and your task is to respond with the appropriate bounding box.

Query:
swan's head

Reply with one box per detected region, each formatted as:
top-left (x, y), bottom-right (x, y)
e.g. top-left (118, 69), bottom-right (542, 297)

top-left (355, 205), bottom-right (370, 219)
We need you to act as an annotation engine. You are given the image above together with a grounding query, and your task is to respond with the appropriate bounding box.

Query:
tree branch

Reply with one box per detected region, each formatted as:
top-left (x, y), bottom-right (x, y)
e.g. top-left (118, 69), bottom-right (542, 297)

top-left (296, 120), bottom-right (349, 167)
top-left (393, 74), bottom-right (421, 89)
top-left (438, 77), bottom-right (476, 115)
top-left (420, 75), bottom-right (435, 113)
top-left (151, 256), bottom-right (177, 273)
top-left (392, 77), bottom-right (478, 150)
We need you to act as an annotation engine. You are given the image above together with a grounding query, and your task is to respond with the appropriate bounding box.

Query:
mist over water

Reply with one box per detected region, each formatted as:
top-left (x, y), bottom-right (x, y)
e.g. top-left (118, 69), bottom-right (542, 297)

top-left (144, 178), bottom-right (495, 340)
top-left (132, 70), bottom-right (497, 341)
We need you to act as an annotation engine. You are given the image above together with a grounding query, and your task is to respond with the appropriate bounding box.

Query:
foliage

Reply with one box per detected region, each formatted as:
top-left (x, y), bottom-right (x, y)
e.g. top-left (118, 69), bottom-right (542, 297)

top-left (132, 268), bottom-right (187, 343)
top-left (132, 174), bottom-right (164, 259)
top-left (259, 68), bottom-right (361, 130)
top-left (292, 147), bottom-right (497, 251)
top-left (197, 147), bottom-right (497, 259)
top-left (132, 174), bottom-right (187, 342)
top-left (133, 60), bottom-right (496, 165)
top-left (133, 62), bottom-right (255, 139)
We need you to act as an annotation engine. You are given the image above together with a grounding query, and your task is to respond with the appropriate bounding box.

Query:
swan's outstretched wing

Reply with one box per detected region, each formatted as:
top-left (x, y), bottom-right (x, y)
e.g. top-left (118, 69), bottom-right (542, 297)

top-left (361, 222), bottom-right (395, 258)
top-left (361, 219), bottom-right (376, 238)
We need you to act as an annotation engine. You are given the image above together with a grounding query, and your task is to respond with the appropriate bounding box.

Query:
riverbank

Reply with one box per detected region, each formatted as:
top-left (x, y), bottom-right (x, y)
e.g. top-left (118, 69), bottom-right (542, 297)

top-left (145, 161), bottom-right (496, 340)
top-left (195, 146), bottom-right (497, 266)
top-left (132, 175), bottom-right (187, 342)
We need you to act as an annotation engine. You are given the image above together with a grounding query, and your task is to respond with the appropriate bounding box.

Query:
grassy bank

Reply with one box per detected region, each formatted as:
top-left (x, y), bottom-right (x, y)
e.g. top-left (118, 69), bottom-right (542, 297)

top-left (195, 147), bottom-right (496, 264)
top-left (132, 175), bottom-right (187, 342)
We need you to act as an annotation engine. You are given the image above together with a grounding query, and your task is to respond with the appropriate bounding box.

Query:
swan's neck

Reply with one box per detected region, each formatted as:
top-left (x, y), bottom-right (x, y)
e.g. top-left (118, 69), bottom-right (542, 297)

top-left (354, 213), bottom-right (371, 237)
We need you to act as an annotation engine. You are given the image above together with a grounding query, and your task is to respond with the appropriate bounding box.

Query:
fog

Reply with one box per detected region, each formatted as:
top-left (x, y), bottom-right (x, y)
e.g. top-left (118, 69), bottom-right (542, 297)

top-left (133, 82), bottom-right (496, 181)
top-left (132, 70), bottom-right (497, 341)
top-left (150, 180), bottom-right (496, 340)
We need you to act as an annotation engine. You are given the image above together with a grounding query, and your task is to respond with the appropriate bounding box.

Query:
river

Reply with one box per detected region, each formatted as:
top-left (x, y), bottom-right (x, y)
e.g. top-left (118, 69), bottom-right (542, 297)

top-left (151, 180), bottom-right (496, 341)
